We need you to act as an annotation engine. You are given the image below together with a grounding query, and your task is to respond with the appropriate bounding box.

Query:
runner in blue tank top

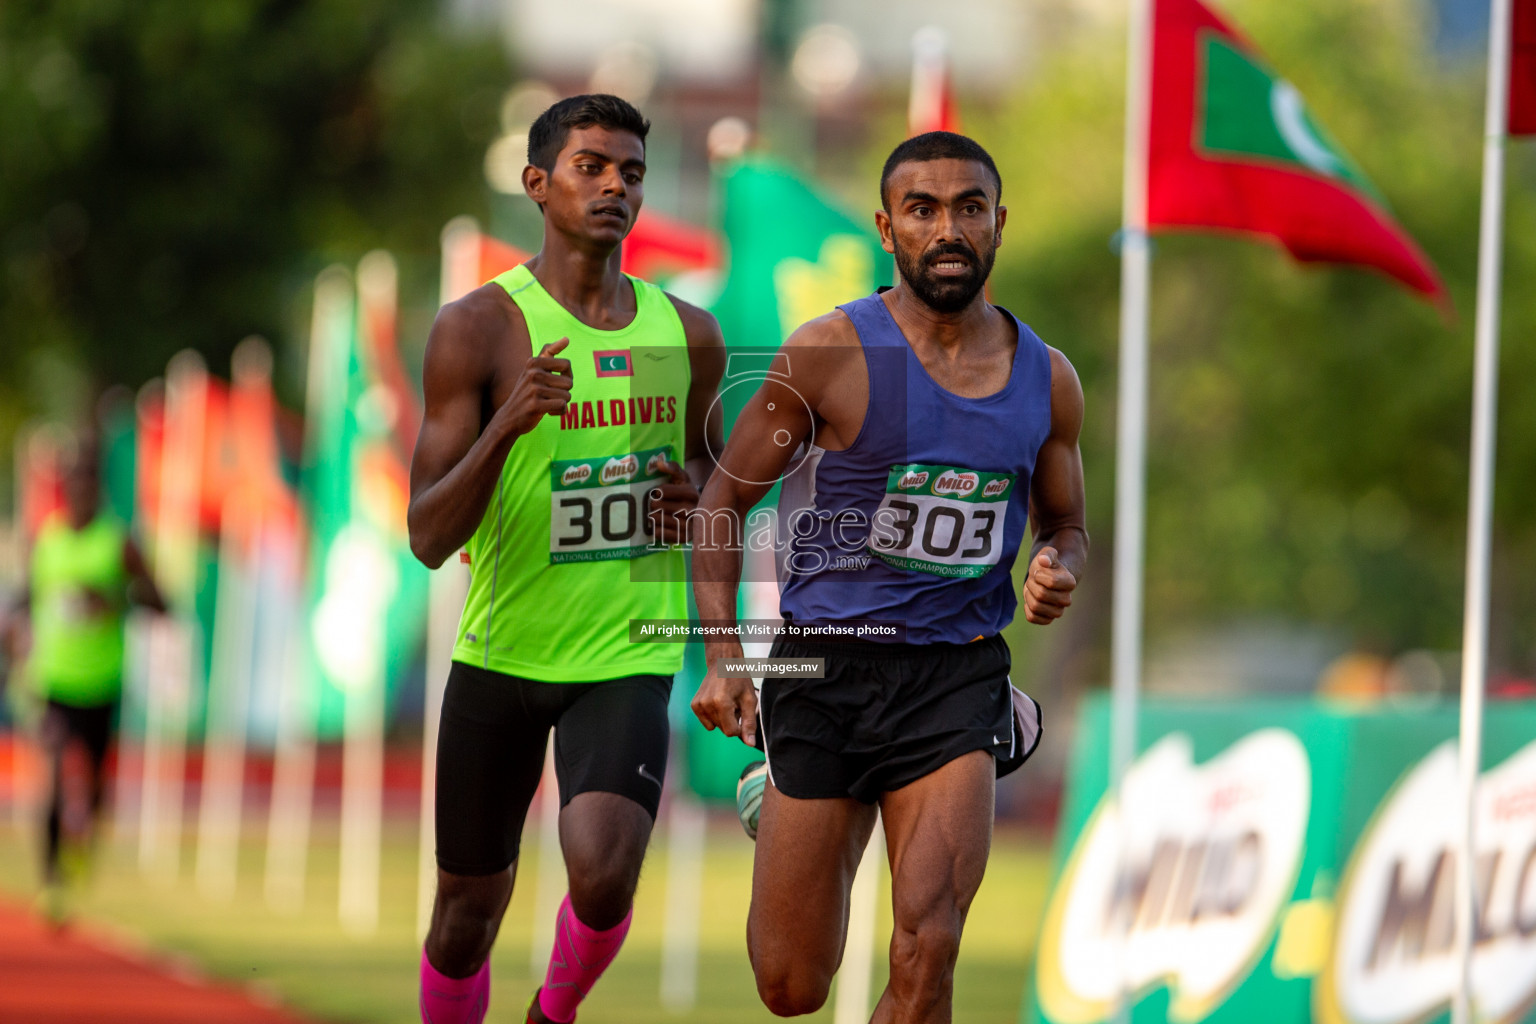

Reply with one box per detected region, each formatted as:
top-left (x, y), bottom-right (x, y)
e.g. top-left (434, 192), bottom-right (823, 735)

top-left (691, 132), bottom-right (1088, 1021)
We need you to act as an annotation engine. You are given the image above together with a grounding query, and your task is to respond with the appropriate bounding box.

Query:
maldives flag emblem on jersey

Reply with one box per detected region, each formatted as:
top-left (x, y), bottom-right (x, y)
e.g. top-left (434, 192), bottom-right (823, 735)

top-left (1149, 0), bottom-right (1445, 302)
top-left (594, 350), bottom-right (633, 377)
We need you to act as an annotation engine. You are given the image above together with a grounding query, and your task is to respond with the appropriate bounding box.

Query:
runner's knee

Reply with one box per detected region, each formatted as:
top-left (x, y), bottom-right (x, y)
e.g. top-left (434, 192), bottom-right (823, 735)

top-left (887, 918), bottom-right (962, 1002)
top-left (746, 911), bottom-right (839, 1017)
top-left (427, 870), bottom-right (512, 974)
top-left (568, 864), bottom-right (640, 927)
top-left (888, 875), bottom-right (967, 998)
top-left (751, 953), bottom-right (834, 1017)
top-left (562, 795), bottom-right (651, 927)
top-left (565, 834), bottom-right (644, 927)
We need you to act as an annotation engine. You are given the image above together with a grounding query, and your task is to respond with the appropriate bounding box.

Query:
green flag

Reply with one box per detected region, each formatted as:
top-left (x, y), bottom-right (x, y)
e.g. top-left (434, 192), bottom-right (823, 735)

top-left (301, 267), bottom-right (427, 738)
top-left (678, 160), bottom-right (893, 801)
top-left (709, 158), bottom-right (893, 423)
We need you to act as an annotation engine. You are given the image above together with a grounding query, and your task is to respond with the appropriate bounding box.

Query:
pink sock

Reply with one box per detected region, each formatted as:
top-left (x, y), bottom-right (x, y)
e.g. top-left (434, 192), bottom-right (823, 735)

top-left (420, 948), bottom-right (489, 1024)
top-left (538, 894), bottom-right (632, 1023)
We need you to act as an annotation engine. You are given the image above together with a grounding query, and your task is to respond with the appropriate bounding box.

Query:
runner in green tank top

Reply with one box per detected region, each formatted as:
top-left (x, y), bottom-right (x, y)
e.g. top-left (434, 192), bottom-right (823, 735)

top-left (451, 260), bottom-right (692, 681)
top-left (6, 440), bottom-right (166, 922)
top-left (407, 95), bottom-right (724, 1024)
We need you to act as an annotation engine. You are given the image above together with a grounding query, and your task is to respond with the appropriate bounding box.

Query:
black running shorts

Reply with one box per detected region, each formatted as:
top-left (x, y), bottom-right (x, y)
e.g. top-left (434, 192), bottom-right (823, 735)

top-left (757, 634), bottom-right (1042, 803)
top-left (434, 661), bottom-right (671, 876)
top-left (41, 698), bottom-right (117, 774)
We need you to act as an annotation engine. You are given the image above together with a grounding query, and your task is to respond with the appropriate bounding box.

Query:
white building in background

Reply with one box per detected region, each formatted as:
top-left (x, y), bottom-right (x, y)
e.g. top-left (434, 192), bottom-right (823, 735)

top-left (478, 0), bottom-right (1036, 90)
top-left (453, 0), bottom-right (1104, 233)
top-left (807, 0), bottom-right (1029, 84)
top-left (498, 0), bottom-right (758, 84)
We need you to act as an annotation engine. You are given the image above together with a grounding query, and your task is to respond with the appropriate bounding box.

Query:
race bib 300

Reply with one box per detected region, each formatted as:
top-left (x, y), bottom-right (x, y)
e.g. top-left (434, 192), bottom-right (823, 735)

top-left (549, 445), bottom-right (675, 564)
top-left (866, 463), bottom-right (1014, 578)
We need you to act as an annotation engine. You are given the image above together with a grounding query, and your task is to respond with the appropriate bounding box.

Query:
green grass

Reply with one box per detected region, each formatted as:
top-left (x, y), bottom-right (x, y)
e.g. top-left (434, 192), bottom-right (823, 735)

top-left (0, 810), bottom-right (1050, 1023)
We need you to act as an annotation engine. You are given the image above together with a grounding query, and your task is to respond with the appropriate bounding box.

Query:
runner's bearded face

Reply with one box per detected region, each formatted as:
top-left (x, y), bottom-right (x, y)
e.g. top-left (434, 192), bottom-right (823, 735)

top-left (886, 159), bottom-right (1000, 313)
top-left (537, 125), bottom-right (646, 248)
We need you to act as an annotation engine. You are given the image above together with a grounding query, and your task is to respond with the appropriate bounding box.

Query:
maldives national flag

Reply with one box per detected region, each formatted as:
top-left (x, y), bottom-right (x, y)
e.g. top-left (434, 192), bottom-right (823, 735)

top-left (1148, 0), bottom-right (1445, 301)
top-left (1512, 0), bottom-right (1536, 135)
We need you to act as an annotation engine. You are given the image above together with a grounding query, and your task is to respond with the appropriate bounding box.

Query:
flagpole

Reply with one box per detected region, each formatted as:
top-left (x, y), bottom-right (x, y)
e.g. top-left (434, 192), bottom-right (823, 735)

top-left (1111, 0), bottom-right (1154, 1019)
top-left (1454, 2), bottom-right (1513, 1021)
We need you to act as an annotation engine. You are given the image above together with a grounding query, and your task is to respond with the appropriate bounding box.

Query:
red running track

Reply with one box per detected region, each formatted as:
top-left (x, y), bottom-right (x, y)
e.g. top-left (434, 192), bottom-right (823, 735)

top-left (0, 900), bottom-right (317, 1024)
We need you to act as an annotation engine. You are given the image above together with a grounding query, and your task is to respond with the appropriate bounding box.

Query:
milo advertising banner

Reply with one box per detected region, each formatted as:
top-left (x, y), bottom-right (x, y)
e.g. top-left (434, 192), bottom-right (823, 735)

top-left (1026, 697), bottom-right (1536, 1024)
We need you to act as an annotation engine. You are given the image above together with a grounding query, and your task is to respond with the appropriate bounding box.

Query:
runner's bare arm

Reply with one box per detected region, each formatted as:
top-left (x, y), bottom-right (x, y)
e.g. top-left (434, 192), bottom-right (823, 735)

top-left (675, 296), bottom-right (727, 484)
top-left (692, 313), bottom-right (848, 620)
top-left (647, 297), bottom-right (726, 546)
top-left (1024, 347), bottom-right (1088, 625)
top-left (407, 287), bottom-right (573, 569)
top-left (1, 583), bottom-right (29, 672)
top-left (690, 314), bottom-right (852, 745)
top-left (123, 537), bottom-right (168, 613)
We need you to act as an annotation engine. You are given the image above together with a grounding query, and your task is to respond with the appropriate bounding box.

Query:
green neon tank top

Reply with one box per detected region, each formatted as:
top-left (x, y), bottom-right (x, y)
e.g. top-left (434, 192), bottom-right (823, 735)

top-left (29, 513), bottom-right (129, 706)
top-left (452, 264), bottom-right (691, 682)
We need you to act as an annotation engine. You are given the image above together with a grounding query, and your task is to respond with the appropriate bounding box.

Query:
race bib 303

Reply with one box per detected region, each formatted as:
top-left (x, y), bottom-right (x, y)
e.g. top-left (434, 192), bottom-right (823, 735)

top-left (866, 464), bottom-right (1014, 578)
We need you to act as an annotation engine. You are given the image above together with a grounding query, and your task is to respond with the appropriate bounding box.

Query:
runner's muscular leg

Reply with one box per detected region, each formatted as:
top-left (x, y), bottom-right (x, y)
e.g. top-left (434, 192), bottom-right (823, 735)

top-left (426, 864), bottom-right (516, 978)
top-left (560, 791), bottom-right (653, 929)
top-left (426, 666), bottom-right (551, 978)
top-left (39, 707), bottom-right (68, 878)
top-left (748, 781), bottom-right (879, 1017)
top-left (551, 675), bottom-right (670, 928)
top-left (870, 750), bottom-right (995, 1024)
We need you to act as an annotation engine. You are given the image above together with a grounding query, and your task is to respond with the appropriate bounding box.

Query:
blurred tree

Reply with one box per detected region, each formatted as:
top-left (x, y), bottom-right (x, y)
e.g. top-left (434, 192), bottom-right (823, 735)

top-left (0, 0), bottom-right (510, 426)
top-left (976, 0), bottom-right (1536, 684)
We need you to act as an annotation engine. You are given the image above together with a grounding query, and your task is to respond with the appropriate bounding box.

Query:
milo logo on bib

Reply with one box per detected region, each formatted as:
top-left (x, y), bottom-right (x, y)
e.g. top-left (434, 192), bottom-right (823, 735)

top-left (549, 445), bottom-right (674, 564)
top-left (867, 462), bottom-right (1015, 579)
top-left (601, 454), bottom-right (639, 485)
top-left (932, 470), bottom-right (978, 497)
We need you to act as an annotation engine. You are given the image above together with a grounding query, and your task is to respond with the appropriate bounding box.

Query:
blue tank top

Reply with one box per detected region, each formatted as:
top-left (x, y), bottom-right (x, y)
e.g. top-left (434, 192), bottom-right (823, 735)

top-left (775, 291), bottom-right (1053, 644)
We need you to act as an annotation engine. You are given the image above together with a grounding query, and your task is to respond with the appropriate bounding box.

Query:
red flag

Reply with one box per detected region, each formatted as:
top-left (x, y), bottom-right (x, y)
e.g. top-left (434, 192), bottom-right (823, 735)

top-left (440, 218), bottom-right (530, 304)
top-left (441, 214), bottom-right (720, 300)
top-left (358, 252), bottom-right (422, 463)
top-left (1512, 0), bottom-right (1536, 135)
top-left (134, 388), bottom-right (166, 534)
top-left (17, 428), bottom-right (65, 541)
top-left (1148, 0), bottom-right (1445, 302)
top-left (472, 233), bottom-right (528, 286)
top-left (195, 378), bottom-right (231, 534)
top-left (619, 209), bottom-right (722, 282)
top-left (227, 341), bottom-right (299, 537)
top-left (909, 28), bottom-right (961, 136)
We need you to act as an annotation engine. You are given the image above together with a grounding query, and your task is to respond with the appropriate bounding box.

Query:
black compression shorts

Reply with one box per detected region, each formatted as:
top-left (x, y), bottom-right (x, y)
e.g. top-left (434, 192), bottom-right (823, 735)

top-left (435, 661), bottom-right (672, 876)
top-left (758, 634), bottom-right (1042, 803)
